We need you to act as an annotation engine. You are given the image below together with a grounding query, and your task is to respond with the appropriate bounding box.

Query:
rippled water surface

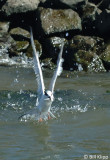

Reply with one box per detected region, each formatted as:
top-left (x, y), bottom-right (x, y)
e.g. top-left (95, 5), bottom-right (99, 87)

top-left (0, 67), bottom-right (110, 160)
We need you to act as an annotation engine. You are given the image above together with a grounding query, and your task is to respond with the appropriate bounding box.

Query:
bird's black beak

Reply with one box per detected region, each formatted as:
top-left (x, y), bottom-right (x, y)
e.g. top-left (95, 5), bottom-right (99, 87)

top-left (45, 91), bottom-right (51, 99)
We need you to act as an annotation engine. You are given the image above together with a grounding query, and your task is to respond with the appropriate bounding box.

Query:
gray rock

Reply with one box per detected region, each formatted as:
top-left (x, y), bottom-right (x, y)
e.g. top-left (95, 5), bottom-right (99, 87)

top-left (62, 35), bottom-right (105, 72)
top-left (87, 54), bottom-right (106, 72)
top-left (41, 35), bottom-right (105, 72)
top-left (15, 41), bottom-right (29, 52)
top-left (38, 7), bottom-right (82, 35)
top-left (26, 40), bottom-right (42, 57)
top-left (41, 58), bottom-right (56, 70)
top-left (0, 32), bottom-right (16, 55)
top-left (0, 31), bottom-right (29, 57)
top-left (81, 2), bottom-right (101, 20)
top-left (74, 50), bottom-right (105, 72)
top-left (10, 27), bottom-right (30, 40)
top-left (72, 35), bottom-right (106, 72)
top-left (101, 42), bottom-right (110, 62)
top-left (0, 21), bottom-right (10, 33)
top-left (73, 35), bottom-right (97, 50)
top-left (1, 0), bottom-right (40, 16)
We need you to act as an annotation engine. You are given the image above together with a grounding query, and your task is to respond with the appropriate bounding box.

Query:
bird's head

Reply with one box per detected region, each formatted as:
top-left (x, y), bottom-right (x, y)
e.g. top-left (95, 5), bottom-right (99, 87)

top-left (44, 90), bottom-right (54, 101)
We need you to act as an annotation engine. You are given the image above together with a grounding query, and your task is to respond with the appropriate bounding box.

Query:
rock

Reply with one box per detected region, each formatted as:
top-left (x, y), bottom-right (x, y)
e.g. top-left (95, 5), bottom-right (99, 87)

top-left (15, 41), bottom-right (29, 52)
top-left (100, 42), bottom-right (110, 71)
top-left (9, 27), bottom-right (30, 40)
top-left (43, 36), bottom-right (79, 71)
top-left (101, 43), bottom-right (110, 61)
top-left (50, 37), bottom-right (66, 46)
top-left (95, 9), bottom-right (110, 38)
top-left (38, 7), bottom-right (82, 35)
top-left (72, 35), bottom-right (106, 72)
top-left (0, 21), bottom-right (10, 33)
top-left (0, 31), bottom-right (29, 57)
top-left (73, 35), bottom-right (96, 50)
top-left (41, 58), bottom-right (56, 69)
top-left (71, 35), bottom-right (105, 55)
top-left (81, 2), bottom-right (101, 19)
top-left (0, 32), bottom-right (16, 51)
top-left (1, 0), bottom-right (40, 16)
top-left (87, 54), bottom-right (106, 72)
top-left (26, 40), bottom-right (42, 57)
top-left (101, 59), bottom-right (110, 72)
top-left (40, 36), bottom-right (67, 63)
top-left (75, 50), bottom-right (105, 72)
top-left (62, 35), bottom-right (105, 72)
top-left (0, 32), bottom-right (17, 58)
top-left (81, 2), bottom-right (102, 35)
top-left (41, 35), bottom-right (105, 72)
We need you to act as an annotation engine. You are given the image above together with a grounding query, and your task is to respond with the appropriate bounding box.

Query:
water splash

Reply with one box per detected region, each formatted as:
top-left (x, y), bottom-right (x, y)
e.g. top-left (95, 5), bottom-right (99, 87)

top-left (0, 89), bottom-right (105, 122)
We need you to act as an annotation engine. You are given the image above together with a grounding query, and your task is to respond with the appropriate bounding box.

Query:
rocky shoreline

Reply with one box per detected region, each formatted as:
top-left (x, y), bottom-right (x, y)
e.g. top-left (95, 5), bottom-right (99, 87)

top-left (0, 0), bottom-right (110, 72)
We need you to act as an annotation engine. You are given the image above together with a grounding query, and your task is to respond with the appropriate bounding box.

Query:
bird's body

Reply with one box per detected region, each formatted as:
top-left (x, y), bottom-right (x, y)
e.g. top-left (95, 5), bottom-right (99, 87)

top-left (37, 90), bottom-right (53, 118)
top-left (19, 28), bottom-right (64, 122)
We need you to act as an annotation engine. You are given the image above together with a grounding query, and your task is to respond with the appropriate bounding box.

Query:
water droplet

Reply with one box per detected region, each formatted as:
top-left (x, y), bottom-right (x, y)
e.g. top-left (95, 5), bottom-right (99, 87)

top-left (7, 93), bottom-right (11, 99)
top-left (19, 89), bottom-right (24, 94)
top-left (14, 78), bottom-right (19, 83)
top-left (65, 32), bottom-right (69, 37)
top-left (58, 97), bottom-right (63, 101)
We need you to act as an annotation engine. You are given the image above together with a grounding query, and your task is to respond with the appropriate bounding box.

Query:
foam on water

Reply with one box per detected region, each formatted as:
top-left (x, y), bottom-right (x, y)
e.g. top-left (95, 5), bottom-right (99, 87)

top-left (0, 88), bottom-right (104, 122)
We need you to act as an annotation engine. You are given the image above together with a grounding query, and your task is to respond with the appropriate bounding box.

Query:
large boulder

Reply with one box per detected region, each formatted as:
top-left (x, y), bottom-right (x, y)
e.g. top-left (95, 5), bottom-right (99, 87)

top-left (72, 35), bottom-right (106, 72)
top-left (65, 35), bottom-right (105, 72)
top-left (37, 7), bottom-right (82, 35)
top-left (1, 0), bottom-right (40, 16)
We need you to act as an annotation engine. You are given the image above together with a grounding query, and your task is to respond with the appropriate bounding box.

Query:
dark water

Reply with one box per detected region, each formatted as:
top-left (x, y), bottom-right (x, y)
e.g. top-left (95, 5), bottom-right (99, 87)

top-left (0, 67), bottom-right (110, 160)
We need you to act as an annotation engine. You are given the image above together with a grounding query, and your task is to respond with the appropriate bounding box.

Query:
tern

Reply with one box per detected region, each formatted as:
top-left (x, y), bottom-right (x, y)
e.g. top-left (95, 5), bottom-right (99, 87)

top-left (19, 28), bottom-right (64, 122)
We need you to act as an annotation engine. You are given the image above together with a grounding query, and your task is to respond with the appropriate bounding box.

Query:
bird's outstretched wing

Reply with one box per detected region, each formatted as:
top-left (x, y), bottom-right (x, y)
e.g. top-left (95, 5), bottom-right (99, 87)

top-left (30, 27), bottom-right (45, 100)
top-left (49, 43), bottom-right (64, 93)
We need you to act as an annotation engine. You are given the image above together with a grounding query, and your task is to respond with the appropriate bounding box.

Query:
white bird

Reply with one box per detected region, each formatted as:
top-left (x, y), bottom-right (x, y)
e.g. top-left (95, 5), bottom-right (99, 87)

top-left (19, 28), bottom-right (64, 122)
